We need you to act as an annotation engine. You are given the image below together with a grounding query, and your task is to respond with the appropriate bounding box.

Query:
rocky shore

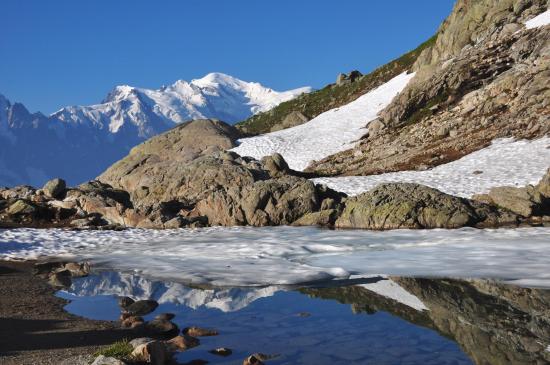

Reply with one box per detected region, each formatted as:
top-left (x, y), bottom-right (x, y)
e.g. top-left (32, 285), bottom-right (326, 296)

top-left (0, 261), bottom-right (130, 365)
top-left (0, 260), bottom-right (282, 365)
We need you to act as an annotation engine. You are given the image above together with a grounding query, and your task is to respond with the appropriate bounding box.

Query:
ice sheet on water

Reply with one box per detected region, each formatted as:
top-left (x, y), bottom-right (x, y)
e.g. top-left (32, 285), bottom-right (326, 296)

top-left (1, 226), bottom-right (550, 288)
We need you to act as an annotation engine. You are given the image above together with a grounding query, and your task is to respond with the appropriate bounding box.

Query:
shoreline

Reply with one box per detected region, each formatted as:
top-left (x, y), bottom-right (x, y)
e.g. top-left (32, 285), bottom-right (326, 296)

top-left (0, 260), bottom-right (131, 365)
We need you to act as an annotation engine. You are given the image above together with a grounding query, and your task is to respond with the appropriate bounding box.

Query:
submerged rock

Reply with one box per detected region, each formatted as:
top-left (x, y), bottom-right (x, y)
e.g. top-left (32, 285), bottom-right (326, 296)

top-left (165, 334), bottom-right (200, 351)
top-left (183, 326), bottom-right (219, 337)
top-left (145, 318), bottom-right (179, 336)
top-left (125, 299), bottom-right (159, 316)
top-left (118, 296), bottom-right (135, 310)
top-left (209, 347), bottom-right (232, 357)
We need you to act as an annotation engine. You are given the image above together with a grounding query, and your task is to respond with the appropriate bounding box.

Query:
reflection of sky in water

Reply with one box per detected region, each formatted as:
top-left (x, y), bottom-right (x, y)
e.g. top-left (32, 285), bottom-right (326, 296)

top-left (58, 276), bottom-right (473, 365)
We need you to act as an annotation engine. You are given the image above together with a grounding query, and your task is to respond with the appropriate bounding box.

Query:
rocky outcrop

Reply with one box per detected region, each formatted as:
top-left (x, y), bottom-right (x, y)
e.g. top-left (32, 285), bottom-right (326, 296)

top-left (335, 183), bottom-right (514, 229)
top-left (473, 168), bottom-right (550, 217)
top-left (336, 70), bottom-right (363, 86)
top-left (269, 111), bottom-right (309, 132)
top-left (308, 1), bottom-right (549, 176)
top-left (96, 119), bottom-right (345, 228)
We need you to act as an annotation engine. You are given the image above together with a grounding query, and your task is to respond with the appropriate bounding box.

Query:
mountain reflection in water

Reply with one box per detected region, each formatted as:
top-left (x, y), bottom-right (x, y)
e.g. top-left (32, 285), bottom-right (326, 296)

top-left (61, 273), bottom-right (550, 365)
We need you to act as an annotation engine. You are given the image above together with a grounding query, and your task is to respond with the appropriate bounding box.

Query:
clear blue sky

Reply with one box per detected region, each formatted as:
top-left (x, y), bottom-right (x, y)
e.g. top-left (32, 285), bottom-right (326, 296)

top-left (1, 0), bottom-right (455, 114)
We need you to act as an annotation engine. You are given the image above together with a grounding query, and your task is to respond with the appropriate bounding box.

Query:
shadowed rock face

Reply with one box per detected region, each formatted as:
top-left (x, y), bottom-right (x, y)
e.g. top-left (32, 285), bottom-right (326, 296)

top-left (304, 278), bottom-right (550, 365)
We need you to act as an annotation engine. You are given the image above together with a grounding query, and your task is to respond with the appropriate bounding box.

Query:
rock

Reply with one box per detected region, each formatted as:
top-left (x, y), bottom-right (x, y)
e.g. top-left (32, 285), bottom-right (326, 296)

top-left (335, 183), bottom-right (499, 229)
top-left (91, 355), bottom-right (126, 365)
top-left (195, 176), bottom-right (343, 227)
top-left (70, 216), bottom-right (100, 228)
top-left (155, 313), bottom-right (175, 321)
top-left (270, 111), bottom-right (309, 132)
top-left (336, 73), bottom-right (349, 86)
top-left (162, 216), bottom-right (185, 229)
top-left (131, 340), bottom-right (170, 365)
top-left (209, 347), bottom-right (233, 357)
top-left (121, 316), bottom-right (144, 329)
top-left (336, 70), bottom-right (362, 86)
top-left (536, 169), bottom-right (550, 198)
top-left (0, 185), bottom-right (35, 200)
top-left (291, 209), bottom-right (338, 226)
top-left (62, 262), bottom-right (90, 277)
top-left (48, 270), bottom-right (72, 288)
top-left (261, 153), bottom-right (290, 177)
top-left (118, 296), bottom-right (135, 310)
top-left (243, 355), bottom-right (264, 365)
top-left (165, 334), bottom-right (200, 351)
top-left (184, 326), bottom-right (219, 337)
top-left (145, 318), bottom-right (179, 336)
top-left (126, 299), bottom-right (159, 316)
top-left (368, 119), bottom-right (386, 136)
top-left (33, 261), bottom-right (66, 276)
top-left (96, 118), bottom-right (344, 229)
top-left (42, 178), bottom-right (66, 199)
top-left (484, 184), bottom-right (547, 218)
top-left (7, 200), bottom-right (36, 216)
top-left (129, 337), bottom-right (154, 349)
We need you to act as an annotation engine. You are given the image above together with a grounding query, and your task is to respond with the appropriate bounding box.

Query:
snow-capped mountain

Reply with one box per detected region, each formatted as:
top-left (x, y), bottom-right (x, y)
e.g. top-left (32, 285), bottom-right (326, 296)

top-left (52, 72), bottom-right (310, 139)
top-left (0, 73), bottom-right (310, 187)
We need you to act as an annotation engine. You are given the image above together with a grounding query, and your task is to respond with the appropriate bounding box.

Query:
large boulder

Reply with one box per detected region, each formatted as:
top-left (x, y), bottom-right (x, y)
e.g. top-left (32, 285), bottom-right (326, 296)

top-left (335, 183), bottom-right (507, 229)
top-left (7, 200), bottom-right (37, 216)
top-left (270, 111), bottom-right (309, 132)
top-left (42, 178), bottom-right (66, 199)
top-left (98, 119), bottom-right (345, 228)
top-left (474, 169), bottom-right (550, 217)
top-left (194, 176), bottom-right (341, 226)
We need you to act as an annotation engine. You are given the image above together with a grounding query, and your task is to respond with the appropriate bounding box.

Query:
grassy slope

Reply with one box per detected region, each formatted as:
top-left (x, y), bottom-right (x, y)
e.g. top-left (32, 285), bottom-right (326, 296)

top-left (236, 35), bottom-right (437, 135)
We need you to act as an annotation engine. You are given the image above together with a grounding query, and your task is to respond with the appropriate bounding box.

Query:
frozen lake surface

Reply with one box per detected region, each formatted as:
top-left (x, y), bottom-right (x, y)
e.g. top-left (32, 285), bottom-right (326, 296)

top-left (1, 226), bottom-right (549, 288)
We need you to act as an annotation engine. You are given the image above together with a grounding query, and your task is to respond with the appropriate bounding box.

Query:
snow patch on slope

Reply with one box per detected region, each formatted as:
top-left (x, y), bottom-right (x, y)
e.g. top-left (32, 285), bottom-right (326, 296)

top-left (525, 9), bottom-right (550, 29)
top-left (231, 72), bottom-right (415, 171)
top-left (313, 137), bottom-right (550, 198)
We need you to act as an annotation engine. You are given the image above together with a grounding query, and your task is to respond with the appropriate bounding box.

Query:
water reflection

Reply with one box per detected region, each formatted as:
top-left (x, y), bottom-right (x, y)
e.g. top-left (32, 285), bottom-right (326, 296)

top-left (60, 273), bottom-right (550, 365)
top-left (303, 278), bottom-right (550, 365)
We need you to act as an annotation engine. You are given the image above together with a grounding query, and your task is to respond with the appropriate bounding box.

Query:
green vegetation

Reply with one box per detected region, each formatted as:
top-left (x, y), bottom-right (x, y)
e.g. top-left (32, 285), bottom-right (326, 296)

top-left (94, 339), bottom-right (134, 360)
top-left (236, 35), bottom-right (437, 135)
top-left (405, 89), bottom-right (449, 125)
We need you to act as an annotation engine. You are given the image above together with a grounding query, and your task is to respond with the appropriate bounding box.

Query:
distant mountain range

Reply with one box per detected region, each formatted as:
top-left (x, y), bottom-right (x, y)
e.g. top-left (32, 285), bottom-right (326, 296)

top-left (0, 73), bottom-right (310, 187)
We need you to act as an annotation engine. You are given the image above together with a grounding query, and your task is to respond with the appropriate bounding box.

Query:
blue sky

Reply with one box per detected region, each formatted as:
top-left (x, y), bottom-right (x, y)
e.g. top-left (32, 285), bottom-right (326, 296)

top-left (1, 0), bottom-right (455, 114)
